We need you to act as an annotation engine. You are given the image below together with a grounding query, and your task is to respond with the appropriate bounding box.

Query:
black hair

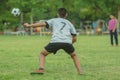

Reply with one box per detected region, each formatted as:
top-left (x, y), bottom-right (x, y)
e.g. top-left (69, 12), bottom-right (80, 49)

top-left (58, 8), bottom-right (67, 18)
top-left (110, 13), bottom-right (117, 18)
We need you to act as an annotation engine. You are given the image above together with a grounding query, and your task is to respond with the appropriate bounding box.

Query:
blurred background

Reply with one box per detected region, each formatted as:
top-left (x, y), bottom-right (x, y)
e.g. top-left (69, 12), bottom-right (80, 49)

top-left (0, 0), bottom-right (120, 35)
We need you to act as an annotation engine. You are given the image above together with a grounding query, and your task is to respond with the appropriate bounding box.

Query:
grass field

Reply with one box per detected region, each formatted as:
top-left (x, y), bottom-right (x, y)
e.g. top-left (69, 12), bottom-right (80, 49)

top-left (0, 35), bottom-right (120, 80)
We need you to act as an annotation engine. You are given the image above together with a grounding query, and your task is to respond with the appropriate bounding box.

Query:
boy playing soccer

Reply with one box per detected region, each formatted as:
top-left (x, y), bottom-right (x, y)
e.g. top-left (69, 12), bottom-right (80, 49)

top-left (23, 8), bottom-right (82, 75)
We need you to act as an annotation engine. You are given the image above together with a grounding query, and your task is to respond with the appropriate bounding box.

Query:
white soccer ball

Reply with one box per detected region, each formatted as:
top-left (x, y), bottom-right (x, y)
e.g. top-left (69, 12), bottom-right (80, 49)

top-left (11, 8), bottom-right (21, 16)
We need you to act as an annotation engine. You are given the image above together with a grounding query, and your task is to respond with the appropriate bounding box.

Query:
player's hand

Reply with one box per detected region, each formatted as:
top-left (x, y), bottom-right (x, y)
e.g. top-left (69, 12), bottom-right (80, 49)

top-left (112, 30), bottom-right (115, 33)
top-left (23, 23), bottom-right (31, 27)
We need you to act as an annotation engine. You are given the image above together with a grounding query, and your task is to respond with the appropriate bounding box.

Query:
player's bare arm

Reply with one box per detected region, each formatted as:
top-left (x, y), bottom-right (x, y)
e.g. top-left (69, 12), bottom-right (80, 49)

top-left (72, 36), bottom-right (77, 43)
top-left (23, 22), bottom-right (46, 27)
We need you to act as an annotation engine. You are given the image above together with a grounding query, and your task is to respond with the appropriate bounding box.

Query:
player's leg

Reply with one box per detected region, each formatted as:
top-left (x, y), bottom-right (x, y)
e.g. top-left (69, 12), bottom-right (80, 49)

top-left (31, 49), bottom-right (50, 74)
top-left (114, 30), bottom-right (118, 46)
top-left (63, 43), bottom-right (83, 75)
top-left (39, 49), bottom-right (50, 69)
top-left (31, 43), bottom-right (59, 74)
top-left (70, 52), bottom-right (83, 75)
top-left (110, 30), bottom-right (114, 46)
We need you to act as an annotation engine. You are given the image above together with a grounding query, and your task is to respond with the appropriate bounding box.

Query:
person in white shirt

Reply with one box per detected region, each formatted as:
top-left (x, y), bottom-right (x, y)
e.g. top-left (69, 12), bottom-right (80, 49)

top-left (23, 8), bottom-right (82, 75)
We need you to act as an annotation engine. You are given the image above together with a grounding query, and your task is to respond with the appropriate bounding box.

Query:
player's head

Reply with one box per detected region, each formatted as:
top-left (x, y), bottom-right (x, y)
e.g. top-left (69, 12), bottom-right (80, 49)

top-left (110, 13), bottom-right (116, 19)
top-left (110, 15), bottom-right (115, 19)
top-left (57, 8), bottom-right (68, 18)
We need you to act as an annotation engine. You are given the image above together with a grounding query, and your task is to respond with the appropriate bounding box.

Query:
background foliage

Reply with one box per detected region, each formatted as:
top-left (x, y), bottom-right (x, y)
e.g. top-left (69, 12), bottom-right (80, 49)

top-left (0, 0), bottom-right (120, 31)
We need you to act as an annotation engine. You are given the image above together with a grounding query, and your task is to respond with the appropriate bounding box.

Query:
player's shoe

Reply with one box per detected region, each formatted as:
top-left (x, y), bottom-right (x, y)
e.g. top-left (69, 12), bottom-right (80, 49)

top-left (30, 68), bottom-right (44, 75)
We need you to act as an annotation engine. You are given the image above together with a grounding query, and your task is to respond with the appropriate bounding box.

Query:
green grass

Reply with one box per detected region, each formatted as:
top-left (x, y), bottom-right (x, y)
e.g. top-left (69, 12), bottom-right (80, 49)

top-left (0, 35), bottom-right (120, 80)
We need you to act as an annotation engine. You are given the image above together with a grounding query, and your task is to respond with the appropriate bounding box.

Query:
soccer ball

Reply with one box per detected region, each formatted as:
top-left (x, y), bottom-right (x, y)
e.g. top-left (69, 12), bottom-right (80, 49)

top-left (11, 8), bottom-right (21, 16)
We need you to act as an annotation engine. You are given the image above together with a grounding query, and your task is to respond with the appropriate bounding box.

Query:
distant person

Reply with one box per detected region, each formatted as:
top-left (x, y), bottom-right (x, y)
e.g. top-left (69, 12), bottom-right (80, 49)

top-left (23, 8), bottom-right (83, 75)
top-left (108, 14), bottom-right (118, 46)
top-left (14, 26), bottom-right (19, 32)
top-left (92, 21), bottom-right (97, 29)
top-left (96, 21), bottom-right (103, 35)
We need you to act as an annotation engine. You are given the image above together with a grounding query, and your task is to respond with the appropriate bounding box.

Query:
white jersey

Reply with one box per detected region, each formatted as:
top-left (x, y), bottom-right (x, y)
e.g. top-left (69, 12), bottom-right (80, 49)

top-left (46, 18), bottom-right (77, 44)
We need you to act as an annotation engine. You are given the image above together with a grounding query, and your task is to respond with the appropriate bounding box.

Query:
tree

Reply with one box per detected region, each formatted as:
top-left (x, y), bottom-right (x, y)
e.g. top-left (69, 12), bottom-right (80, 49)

top-left (1, 0), bottom-right (120, 31)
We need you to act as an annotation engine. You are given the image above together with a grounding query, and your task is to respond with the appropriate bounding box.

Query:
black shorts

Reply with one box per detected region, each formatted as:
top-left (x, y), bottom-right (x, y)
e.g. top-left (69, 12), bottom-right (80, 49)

top-left (44, 43), bottom-right (75, 54)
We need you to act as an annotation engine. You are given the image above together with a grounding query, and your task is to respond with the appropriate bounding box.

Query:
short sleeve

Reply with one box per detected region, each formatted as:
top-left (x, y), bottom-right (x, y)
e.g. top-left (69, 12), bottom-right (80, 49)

top-left (70, 23), bottom-right (77, 36)
top-left (46, 19), bottom-right (54, 28)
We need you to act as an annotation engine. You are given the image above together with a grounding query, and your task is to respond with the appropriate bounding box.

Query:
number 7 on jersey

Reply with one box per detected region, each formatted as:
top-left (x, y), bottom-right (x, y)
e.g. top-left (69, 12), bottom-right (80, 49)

top-left (60, 22), bottom-right (66, 30)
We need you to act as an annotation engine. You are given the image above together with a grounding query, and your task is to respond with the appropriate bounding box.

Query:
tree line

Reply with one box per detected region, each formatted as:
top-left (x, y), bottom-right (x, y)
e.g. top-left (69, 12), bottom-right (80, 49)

top-left (0, 0), bottom-right (120, 31)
